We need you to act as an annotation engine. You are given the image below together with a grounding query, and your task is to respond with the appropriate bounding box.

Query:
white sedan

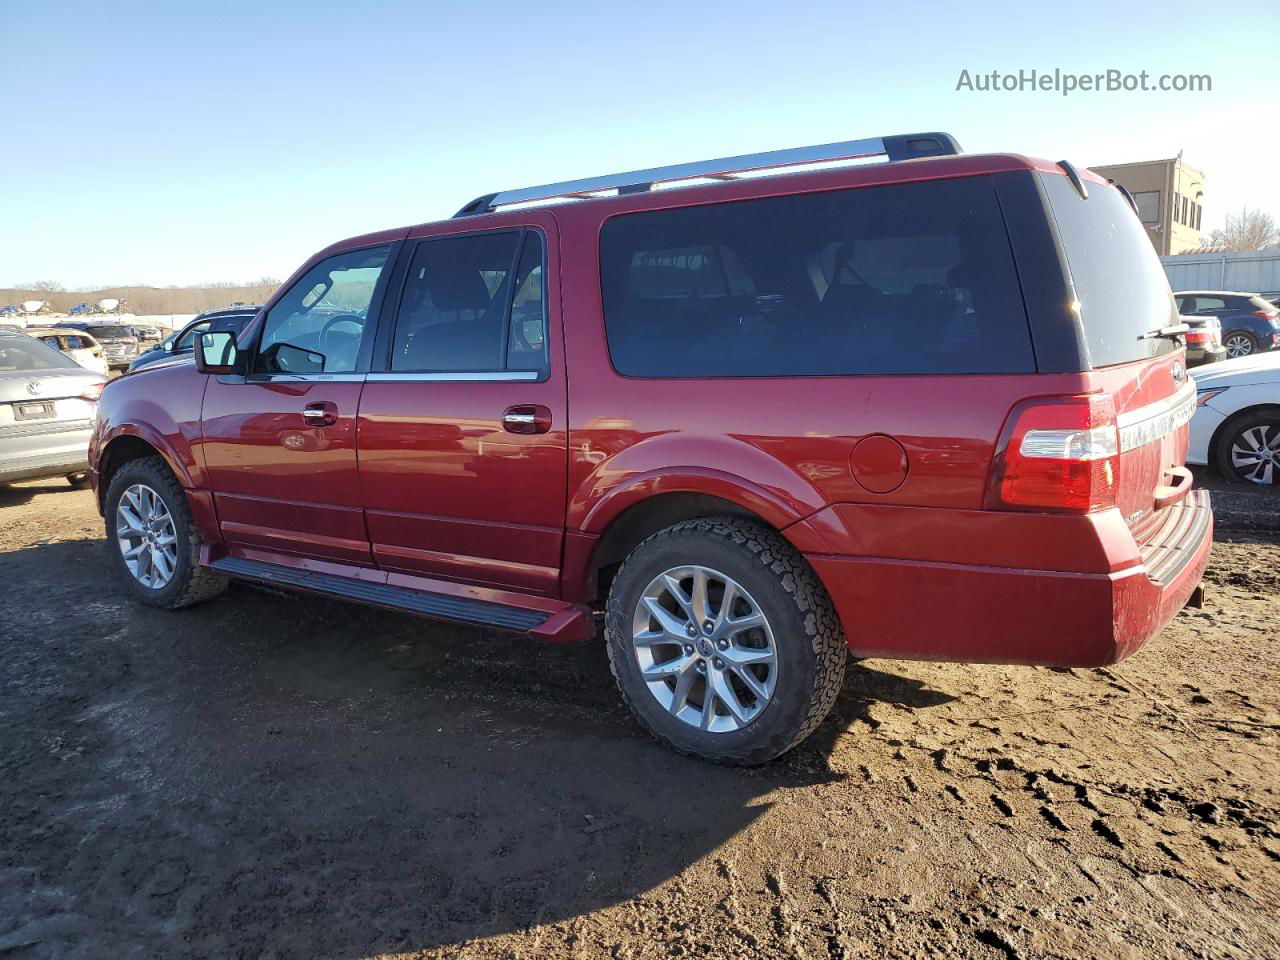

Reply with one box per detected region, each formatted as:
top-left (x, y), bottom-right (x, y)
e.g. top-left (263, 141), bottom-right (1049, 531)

top-left (1189, 350), bottom-right (1280, 485)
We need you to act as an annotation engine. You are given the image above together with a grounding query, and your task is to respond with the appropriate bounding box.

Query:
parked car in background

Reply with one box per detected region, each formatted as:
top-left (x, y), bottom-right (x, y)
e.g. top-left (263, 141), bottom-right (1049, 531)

top-left (1189, 351), bottom-right (1280, 485)
top-left (134, 324), bottom-right (163, 341)
top-left (0, 329), bottom-right (106, 488)
top-left (76, 323), bottom-right (142, 370)
top-left (130, 307), bottom-right (258, 372)
top-left (1174, 291), bottom-right (1280, 358)
top-left (1180, 314), bottom-right (1227, 367)
top-left (23, 327), bottom-right (110, 376)
top-left (90, 133), bottom-right (1211, 764)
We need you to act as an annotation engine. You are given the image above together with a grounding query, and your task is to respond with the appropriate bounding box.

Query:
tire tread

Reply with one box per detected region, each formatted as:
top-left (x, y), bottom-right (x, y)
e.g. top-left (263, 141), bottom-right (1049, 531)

top-left (605, 516), bottom-right (846, 765)
top-left (105, 455), bottom-right (228, 608)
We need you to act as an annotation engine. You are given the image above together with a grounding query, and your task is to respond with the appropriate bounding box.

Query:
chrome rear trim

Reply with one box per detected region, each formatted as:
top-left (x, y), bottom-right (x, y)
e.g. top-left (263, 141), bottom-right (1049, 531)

top-left (1116, 382), bottom-right (1196, 453)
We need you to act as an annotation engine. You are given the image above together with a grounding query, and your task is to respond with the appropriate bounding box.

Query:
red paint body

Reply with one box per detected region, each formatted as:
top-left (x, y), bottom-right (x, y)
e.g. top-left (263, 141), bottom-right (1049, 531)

top-left (89, 152), bottom-right (1211, 665)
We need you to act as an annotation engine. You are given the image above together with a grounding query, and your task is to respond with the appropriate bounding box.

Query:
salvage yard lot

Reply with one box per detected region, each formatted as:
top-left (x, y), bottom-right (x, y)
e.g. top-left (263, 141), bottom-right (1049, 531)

top-left (1, 477), bottom-right (1278, 959)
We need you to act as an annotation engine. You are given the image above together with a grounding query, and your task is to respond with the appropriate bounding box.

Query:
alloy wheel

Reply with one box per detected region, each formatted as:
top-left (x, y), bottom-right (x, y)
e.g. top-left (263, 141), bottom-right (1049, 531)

top-left (1224, 334), bottom-right (1254, 358)
top-left (1231, 423), bottom-right (1280, 485)
top-left (630, 564), bottom-right (777, 733)
top-left (116, 483), bottom-right (179, 588)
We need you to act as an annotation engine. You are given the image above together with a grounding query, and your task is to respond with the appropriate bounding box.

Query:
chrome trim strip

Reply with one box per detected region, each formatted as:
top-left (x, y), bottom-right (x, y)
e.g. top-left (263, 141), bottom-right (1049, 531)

top-left (246, 373), bottom-right (367, 383)
top-left (1116, 382), bottom-right (1197, 453)
top-left (365, 371), bottom-right (541, 383)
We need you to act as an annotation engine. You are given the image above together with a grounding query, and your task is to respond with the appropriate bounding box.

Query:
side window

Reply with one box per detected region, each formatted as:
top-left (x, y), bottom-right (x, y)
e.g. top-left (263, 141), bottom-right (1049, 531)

top-left (389, 230), bottom-right (548, 374)
top-left (255, 246), bottom-right (390, 374)
top-left (175, 322), bottom-right (208, 351)
top-left (1194, 297), bottom-right (1226, 314)
top-left (507, 233), bottom-right (548, 372)
top-left (599, 177), bottom-right (1034, 377)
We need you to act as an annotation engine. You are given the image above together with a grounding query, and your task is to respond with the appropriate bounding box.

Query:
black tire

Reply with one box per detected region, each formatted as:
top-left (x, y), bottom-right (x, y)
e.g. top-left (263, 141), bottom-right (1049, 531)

top-left (66, 472), bottom-right (91, 489)
top-left (1223, 331), bottom-right (1257, 359)
top-left (605, 517), bottom-right (847, 765)
top-left (104, 455), bottom-right (228, 608)
top-left (1215, 410), bottom-right (1280, 485)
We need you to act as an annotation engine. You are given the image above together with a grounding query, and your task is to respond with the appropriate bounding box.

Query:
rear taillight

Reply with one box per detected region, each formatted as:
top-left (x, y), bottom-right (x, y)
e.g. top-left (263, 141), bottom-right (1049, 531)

top-left (987, 395), bottom-right (1119, 513)
top-left (122, 336), bottom-right (138, 344)
top-left (79, 383), bottom-right (104, 402)
top-left (1257, 310), bottom-right (1280, 329)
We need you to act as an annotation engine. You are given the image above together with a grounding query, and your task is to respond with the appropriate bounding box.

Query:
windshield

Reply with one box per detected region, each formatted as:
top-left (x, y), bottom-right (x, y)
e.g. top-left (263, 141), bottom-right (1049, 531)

top-left (0, 336), bottom-right (79, 371)
top-left (87, 325), bottom-right (134, 339)
top-left (1040, 172), bottom-right (1178, 367)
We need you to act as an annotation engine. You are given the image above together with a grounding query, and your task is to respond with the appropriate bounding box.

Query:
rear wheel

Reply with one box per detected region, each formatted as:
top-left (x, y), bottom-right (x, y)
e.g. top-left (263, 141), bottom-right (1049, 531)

top-left (104, 455), bottom-right (228, 608)
top-left (605, 517), bottom-right (847, 765)
top-left (1223, 331), bottom-right (1257, 359)
top-left (1216, 411), bottom-right (1280, 485)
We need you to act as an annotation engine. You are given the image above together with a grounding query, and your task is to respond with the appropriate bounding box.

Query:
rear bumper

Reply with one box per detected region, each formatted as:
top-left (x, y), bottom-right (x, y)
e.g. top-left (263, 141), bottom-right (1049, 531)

top-left (1186, 345), bottom-right (1227, 367)
top-left (799, 491), bottom-right (1213, 668)
top-left (0, 423), bottom-right (94, 484)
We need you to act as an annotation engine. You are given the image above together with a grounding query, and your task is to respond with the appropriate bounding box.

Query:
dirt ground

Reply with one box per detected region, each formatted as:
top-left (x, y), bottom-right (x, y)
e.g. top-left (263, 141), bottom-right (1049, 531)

top-left (1, 474), bottom-right (1277, 960)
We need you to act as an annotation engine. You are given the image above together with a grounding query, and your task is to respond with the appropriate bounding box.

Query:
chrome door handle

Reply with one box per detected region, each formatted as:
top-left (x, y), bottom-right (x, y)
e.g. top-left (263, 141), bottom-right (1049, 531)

top-left (302, 401), bottom-right (339, 426)
top-left (503, 404), bottom-right (552, 434)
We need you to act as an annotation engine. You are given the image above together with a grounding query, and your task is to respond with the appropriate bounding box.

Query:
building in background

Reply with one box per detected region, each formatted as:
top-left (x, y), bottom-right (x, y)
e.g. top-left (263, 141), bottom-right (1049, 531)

top-left (1091, 156), bottom-right (1206, 255)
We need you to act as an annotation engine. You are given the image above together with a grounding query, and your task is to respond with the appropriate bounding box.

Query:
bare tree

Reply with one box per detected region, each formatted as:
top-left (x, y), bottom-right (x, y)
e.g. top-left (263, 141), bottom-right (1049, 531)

top-left (23, 280), bottom-right (66, 292)
top-left (1201, 208), bottom-right (1280, 252)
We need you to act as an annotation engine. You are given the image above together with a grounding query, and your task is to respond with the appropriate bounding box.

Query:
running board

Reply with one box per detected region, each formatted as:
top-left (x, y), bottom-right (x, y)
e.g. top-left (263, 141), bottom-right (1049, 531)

top-left (209, 556), bottom-right (588, 638)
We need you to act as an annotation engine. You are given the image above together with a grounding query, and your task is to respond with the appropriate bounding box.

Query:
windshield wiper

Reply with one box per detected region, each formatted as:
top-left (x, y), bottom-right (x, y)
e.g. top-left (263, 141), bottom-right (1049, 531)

top-left (1137, 323), bottom-right (1190, 342)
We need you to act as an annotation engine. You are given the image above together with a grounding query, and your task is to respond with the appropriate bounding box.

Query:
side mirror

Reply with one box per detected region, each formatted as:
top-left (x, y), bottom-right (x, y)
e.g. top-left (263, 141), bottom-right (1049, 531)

top-left (196, 331), bottom-right (242, 375)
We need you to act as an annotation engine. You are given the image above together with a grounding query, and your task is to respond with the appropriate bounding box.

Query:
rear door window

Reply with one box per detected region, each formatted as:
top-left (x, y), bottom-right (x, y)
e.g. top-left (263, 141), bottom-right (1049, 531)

top-left (1191, 296), bottom-right (1227, 314)
top-left (599, 176), bottom-right (1034, 377)
top-left (1038, 172), bottom-right (1178, 367)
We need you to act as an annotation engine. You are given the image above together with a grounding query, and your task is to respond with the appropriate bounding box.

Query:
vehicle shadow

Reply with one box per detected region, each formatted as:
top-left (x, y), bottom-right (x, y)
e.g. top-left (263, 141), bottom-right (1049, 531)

top-left (0, 539), bottom-right (958, 959)
top-left (0, 480), bottom-right (69, 507)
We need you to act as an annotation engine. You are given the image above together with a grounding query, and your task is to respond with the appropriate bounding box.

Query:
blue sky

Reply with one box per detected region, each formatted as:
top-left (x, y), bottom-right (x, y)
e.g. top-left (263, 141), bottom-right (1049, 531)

top-left (1, 0), bottom-right (1277, 289)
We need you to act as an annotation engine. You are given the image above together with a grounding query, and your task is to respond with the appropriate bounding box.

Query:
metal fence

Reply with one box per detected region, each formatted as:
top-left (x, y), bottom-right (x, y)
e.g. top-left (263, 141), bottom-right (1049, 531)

top-left (1161, 250), bottom-right (1280, 296)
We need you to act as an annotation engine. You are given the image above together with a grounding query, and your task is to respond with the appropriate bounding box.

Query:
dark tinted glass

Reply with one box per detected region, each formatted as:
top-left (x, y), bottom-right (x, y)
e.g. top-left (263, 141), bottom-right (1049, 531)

top-left (1039, 172), bottom-right (1178, 367)
top-left (86, 325), bottom-right (133, 339)
top-left (599, 177), bottom-right (1034, 377)
top-left (390, 231), bottom-right (522, 372)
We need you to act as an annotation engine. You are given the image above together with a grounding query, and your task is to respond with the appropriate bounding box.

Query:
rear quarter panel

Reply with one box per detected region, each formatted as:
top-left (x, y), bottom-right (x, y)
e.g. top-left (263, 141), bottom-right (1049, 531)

top-left (553, 194), bottom-right (1088, 562)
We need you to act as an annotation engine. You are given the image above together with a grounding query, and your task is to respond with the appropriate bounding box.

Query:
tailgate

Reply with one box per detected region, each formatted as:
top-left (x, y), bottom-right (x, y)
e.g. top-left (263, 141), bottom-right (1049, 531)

top-left (1093, 352), bottom-right (1196, 543)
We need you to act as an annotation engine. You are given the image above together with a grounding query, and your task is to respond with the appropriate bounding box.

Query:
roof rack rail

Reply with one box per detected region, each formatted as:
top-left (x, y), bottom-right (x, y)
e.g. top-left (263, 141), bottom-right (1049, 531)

top-left (453, 132), bottom-right (961, 218)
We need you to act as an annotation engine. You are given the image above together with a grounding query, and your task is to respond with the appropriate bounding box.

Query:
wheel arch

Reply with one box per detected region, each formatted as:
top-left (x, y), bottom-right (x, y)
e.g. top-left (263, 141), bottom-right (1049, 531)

top-left (96, 428), bottom-right (189, 512)
top-left (576, 489), bottom-right (815, 604)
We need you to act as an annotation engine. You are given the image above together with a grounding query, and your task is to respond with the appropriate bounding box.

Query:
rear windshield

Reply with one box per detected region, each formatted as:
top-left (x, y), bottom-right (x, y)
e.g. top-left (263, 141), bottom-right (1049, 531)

top-left (0, 336), bottom-right (78, 371)
top-left (599, 176), bottom-right (1035, 377)
top-left (87, 325), bottom-right (133, 339)
top-left (1039, 172), bottom-right (1178, 367)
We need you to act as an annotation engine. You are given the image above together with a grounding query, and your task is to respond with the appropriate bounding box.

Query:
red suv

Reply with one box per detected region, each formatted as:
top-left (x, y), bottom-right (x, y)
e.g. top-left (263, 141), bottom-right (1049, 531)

top-left (90, 132), bottom-right (1212, 764)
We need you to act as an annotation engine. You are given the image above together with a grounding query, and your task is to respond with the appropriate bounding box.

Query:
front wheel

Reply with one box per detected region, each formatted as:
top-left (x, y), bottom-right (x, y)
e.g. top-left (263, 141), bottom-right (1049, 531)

top-left (104, 455), bottom-right (228, 608)
top-left (605, 517), bottom-right (847, 765)
top-left (1217, 411), bottom-right (1280, 485)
